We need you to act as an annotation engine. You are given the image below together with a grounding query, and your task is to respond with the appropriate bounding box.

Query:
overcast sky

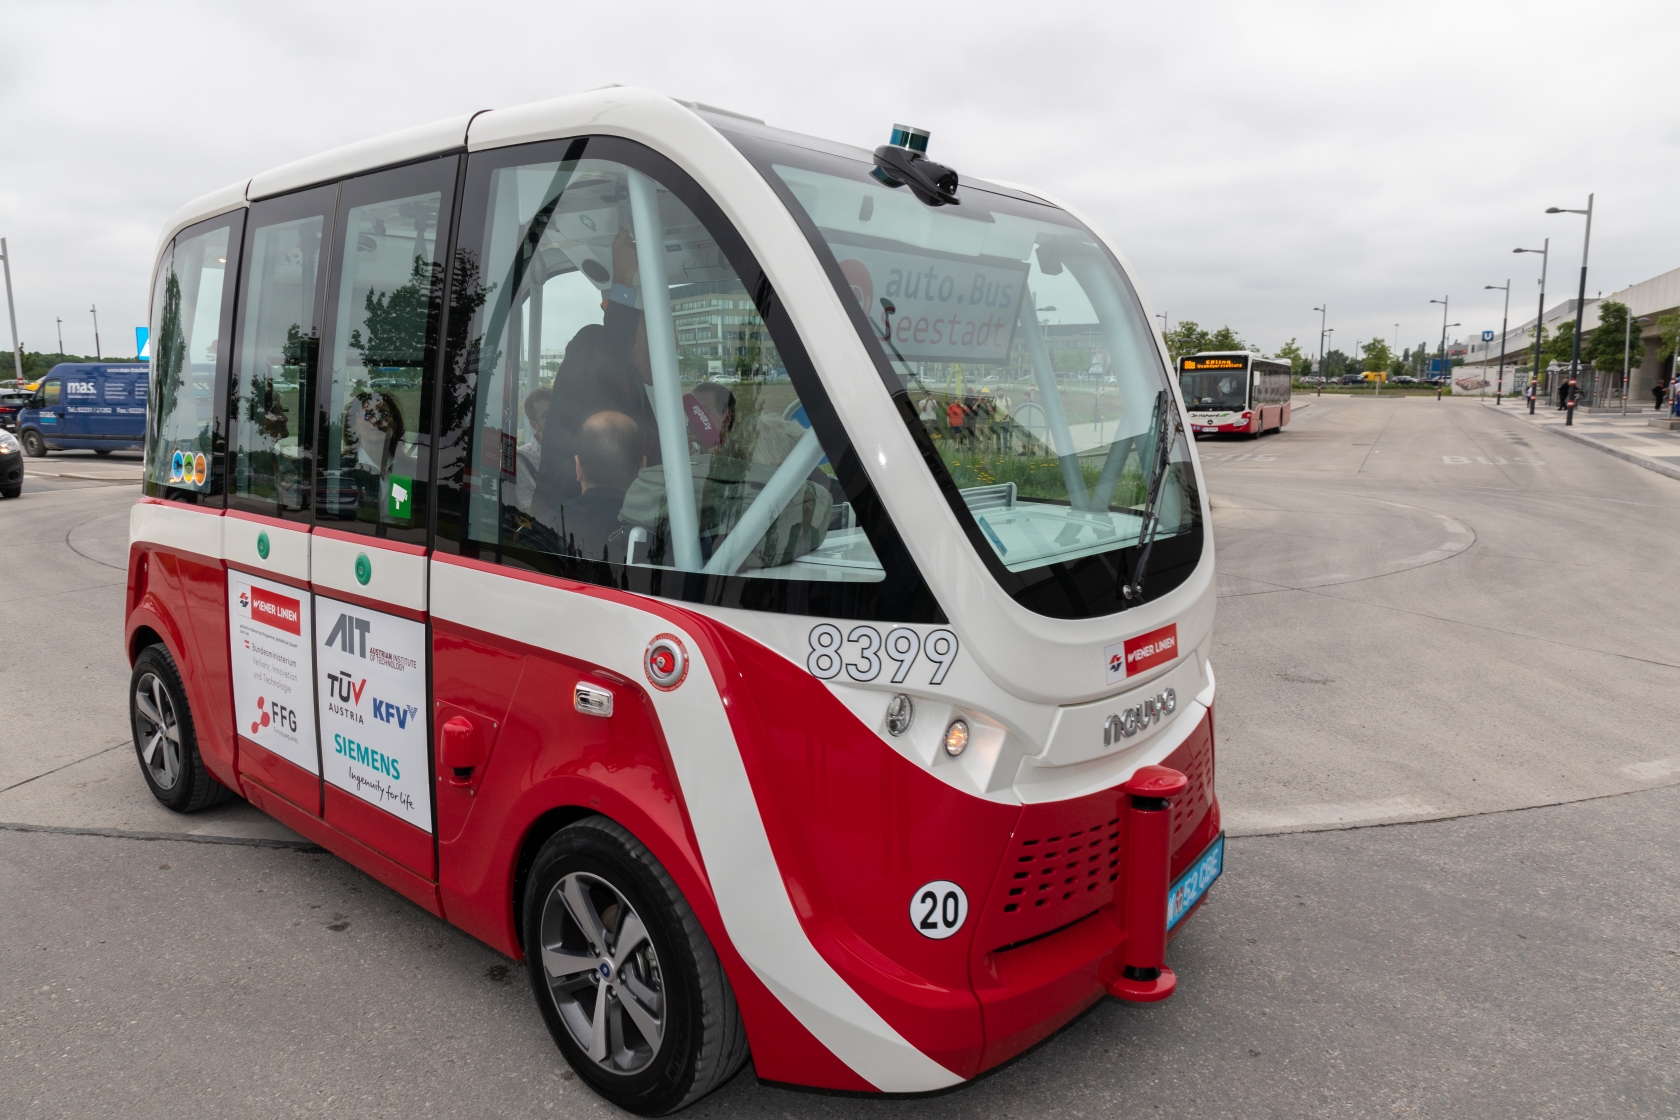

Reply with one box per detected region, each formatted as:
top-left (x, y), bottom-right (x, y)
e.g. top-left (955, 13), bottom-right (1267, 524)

top-left (3, 0), bottom-right (1677, 364)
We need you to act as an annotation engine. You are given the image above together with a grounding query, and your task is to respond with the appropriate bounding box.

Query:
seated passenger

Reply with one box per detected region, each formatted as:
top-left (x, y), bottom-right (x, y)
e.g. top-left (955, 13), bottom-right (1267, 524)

top-left (514, 387), bottom-right (551, 514)
top-left (551, 410), bottom-right (643, 561)
top-left (619, 387), bottom-right (833, 572)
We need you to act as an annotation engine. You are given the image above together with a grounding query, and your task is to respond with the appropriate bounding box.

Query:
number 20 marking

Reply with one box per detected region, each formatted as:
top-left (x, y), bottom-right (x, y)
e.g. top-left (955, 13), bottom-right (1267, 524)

top-left (807, 625), bottom-right (957, 685)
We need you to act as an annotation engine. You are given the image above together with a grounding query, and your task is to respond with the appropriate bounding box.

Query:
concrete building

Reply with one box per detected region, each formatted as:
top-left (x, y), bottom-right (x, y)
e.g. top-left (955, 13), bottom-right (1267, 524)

top-left (1460, 266), bottom-right (1679, 406)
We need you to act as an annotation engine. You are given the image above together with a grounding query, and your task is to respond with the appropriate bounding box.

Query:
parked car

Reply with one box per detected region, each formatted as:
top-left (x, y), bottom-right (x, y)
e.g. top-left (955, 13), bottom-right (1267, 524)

top-left (16, 362), bottom-right (149, 457)
top-left (0, 389), bottom-right (31, 431)
top-left (1391, 375), bottom-right (1418, 385)
top-left (0, 428), bottom-right (22, 498)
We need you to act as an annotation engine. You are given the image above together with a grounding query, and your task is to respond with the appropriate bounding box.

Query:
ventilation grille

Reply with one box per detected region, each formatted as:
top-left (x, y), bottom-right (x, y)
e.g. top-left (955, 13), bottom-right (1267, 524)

top-left (998, 816), bottom-right (1121, 921)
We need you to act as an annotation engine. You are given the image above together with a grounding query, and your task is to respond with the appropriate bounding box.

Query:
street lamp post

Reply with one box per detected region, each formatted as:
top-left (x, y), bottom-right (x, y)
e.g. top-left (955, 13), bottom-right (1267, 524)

top-left (1485, 281), bottom-right (1510, 404)
top-left (1313, 305), bottom-right (1327, 395)
top-left (1546, 195), bottom-right (1593, 412)
top-left (55, 317), bottom-right (64, 365)
top-left (1514, 240), bottom-right (1549, 402)
top-left (1430, 297), bottom-right (1450, 397)
top-left (90, 304), bottom-right (101, 361)
top-left (0, 237), bottom-right (22, 384)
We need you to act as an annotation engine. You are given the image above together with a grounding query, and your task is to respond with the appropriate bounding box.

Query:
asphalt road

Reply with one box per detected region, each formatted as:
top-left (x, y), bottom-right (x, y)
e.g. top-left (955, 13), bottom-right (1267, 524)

top-left (1, 404), bottom-right (1677, 1118)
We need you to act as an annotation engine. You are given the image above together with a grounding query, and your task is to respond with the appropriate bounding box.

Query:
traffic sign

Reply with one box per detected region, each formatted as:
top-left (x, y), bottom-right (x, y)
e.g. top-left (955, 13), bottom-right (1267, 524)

top-left (1482, 330), bottom-right (1495, 342)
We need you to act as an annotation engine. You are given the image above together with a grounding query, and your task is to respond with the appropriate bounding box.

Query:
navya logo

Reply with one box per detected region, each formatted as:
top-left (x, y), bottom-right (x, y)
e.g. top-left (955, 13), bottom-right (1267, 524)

top-left (373, 698), bottom-right (419, 729)
top-left (325, 612), bottom-right (372, 657)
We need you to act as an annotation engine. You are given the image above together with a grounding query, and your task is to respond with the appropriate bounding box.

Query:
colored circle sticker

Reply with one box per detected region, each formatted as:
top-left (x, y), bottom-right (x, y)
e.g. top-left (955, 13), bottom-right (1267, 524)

top-left (354, 553), bottom-right (372, 585)
top-left (192, 453), bottom-right (207, 486)
top-left (256, 531), bottom-right (270, 560)
top-left (170, 450), bottom-right (185, 482)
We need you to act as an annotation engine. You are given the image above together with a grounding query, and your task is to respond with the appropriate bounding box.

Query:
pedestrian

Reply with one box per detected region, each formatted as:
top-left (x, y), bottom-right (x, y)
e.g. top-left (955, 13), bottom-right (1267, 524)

top-left (1565, 378), bottom-right (1579, 426)
top-left (946, 396), bottom-right (965, 446)
top-left (1653, 379), bottom-right (1667, 415)
top-left (1556, 378), bottom-right (1568, 410)
top-left (1525, 380), bottom-right (1536, 415)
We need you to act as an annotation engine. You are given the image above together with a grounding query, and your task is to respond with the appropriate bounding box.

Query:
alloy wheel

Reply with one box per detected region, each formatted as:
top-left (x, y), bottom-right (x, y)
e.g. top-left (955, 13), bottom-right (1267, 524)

top-left (539, 871), bottom-right (665, 1074)
top-left (134, 671), bottom-right (182, 790)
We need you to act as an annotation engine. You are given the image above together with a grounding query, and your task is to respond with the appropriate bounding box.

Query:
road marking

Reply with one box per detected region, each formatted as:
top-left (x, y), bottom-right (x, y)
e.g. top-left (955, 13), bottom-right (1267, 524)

top-left (1621, 758), bottom-right (1680, 781)
top-left (1226, 795), bottom-right (1438, 832)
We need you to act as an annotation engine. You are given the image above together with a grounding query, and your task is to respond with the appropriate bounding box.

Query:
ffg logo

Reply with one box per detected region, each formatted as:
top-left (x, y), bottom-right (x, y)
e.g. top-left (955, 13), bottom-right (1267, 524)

top-left (325, 613), bottom-right (372, 657)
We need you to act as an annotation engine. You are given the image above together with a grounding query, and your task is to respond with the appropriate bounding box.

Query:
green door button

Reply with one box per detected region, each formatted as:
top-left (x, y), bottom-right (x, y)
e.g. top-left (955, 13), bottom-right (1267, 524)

top-left (355, 552), bottom-right (372, 586)
top-left (256, 531), bottom-right (270, 560)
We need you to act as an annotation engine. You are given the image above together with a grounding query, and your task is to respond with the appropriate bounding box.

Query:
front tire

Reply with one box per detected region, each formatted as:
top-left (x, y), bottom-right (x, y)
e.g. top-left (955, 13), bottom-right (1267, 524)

top-left (20, 429), bottom-right (46, 457)
top-left (130, 644), bottom-right (232, 812)
top-left (524, 817), bottom-right (749, 1115)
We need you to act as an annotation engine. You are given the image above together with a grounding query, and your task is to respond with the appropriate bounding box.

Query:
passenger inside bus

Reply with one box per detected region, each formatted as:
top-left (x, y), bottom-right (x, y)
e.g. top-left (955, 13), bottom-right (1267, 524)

top-left (466, 156), bottom-right (882, 582)
top-left (543, 409), bottom-right (645, 561)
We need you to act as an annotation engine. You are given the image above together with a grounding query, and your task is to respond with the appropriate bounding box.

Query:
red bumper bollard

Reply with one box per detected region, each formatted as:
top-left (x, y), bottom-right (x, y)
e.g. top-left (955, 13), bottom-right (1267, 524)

top-left (1104, 764), bottom-right (1189, 1003)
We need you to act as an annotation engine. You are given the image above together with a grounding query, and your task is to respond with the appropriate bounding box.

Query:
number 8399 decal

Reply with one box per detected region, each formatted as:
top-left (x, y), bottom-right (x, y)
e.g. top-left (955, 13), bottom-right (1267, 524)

top-left (806, 625), bottom-right (959, 685)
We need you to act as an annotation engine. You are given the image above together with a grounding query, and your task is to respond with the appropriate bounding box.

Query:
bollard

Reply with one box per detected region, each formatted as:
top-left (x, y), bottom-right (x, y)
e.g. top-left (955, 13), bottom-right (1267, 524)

top-left (1103, 764), bottom-right (1189, 1003)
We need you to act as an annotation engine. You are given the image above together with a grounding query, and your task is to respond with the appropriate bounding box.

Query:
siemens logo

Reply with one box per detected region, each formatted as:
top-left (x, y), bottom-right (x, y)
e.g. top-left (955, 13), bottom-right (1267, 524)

top-left (332, 732), bottom-right (400, 780)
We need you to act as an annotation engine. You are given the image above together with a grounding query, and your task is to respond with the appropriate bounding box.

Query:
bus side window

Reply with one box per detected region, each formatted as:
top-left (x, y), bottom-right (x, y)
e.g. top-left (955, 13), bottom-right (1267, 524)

top-left (313, 157), bottom-right (456, 543)
top-left (228, 185), bottom-right (336, 520)
top-left (440, 142), bottom-right (879, 588)
top-left (143, 210), bottom-right (241, 501)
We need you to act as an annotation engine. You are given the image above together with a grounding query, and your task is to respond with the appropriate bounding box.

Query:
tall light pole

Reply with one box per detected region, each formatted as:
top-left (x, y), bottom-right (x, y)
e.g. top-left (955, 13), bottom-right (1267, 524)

top-left (1546, 195), bottom-right (1593, 408)
top-left (1430, 297), bottom-right (1450, 383)
top-left (1485, 282), bottom-right (1510, 403)
top-left (55, 317), bottom-right (64, 365)
top-left (1514, 240), bottom-right (1549, 401)
top-left (1313, 305), bottom-right (1327, 392)
top-left (90, 304), bottom-right (101, 361)
top-left (0, 238), bottom-right (21, 384)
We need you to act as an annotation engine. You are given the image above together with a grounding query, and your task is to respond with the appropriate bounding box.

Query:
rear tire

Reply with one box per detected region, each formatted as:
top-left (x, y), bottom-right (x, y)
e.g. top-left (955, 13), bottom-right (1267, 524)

top-left (20, 429), bottom-right (46, 457)
top-left (94, 448), bottom-right (113, 456)
top-left (129, 644), bottom-right (233, 812)
top-left (524, 817), bottom-right (749, 1115)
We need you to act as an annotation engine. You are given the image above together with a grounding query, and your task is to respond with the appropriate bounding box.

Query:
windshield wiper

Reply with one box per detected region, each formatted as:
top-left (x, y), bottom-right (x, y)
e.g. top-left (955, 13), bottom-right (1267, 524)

top-left (1121, 390), bottom-right (1183, 604)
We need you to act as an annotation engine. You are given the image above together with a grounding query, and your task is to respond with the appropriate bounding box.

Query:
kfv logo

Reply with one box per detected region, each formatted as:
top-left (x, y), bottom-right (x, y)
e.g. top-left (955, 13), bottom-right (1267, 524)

top-left (325, 613), bottom-right (372, 658)
top-left (373, 699), bottom-right (419, 729)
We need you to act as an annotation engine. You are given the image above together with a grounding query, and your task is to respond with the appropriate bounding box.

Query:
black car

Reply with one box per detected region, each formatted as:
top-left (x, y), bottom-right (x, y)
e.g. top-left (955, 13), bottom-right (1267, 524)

top-left (0, 389), bottom-right (30, 432)
top-left (0, 428), bottom-right (23, 498)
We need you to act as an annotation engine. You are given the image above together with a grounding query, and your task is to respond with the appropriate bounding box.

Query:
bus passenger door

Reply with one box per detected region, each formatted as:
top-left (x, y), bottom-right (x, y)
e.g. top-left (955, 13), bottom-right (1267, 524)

top-left (226, 183), bottom-right (335, 820)
top-left (307, 157), bottom-right (457, 887)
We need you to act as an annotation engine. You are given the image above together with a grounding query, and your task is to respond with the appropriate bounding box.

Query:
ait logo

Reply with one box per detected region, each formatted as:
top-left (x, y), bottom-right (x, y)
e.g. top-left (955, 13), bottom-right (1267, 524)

top-left (251, 696), bottom-right (272, 735)
top-left (324, 613), bottom-right (372, 657)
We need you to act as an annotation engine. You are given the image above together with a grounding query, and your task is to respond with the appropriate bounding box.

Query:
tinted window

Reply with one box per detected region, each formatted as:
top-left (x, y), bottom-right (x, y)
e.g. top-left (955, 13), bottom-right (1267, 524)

top-left (144, 212), bottom-right (239, 499)
top-left (315, 158), bottom-right (455, 543)
top-left (436, 136), bottom-right (942, 623)
top-left (229, 186), bottom-right (335, 519)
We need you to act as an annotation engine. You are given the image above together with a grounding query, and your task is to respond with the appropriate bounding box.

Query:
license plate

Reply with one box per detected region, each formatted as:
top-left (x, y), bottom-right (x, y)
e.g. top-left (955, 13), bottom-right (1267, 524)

top-left (1167, 833), bottom-right (1224, 929)
top-left (1199, 426), bottom-right (1219, 433)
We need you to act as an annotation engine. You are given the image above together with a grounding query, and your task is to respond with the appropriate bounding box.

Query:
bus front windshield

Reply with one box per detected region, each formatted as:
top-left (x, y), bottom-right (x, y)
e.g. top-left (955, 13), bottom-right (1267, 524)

top-left (1179, 359), bottom-right (1249, 411)
top-left (752, 143), bottom-right (1198, 595)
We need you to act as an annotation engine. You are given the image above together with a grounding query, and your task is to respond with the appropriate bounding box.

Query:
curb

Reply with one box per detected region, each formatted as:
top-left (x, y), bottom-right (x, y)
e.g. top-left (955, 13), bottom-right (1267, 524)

top-left (0, 820), bottom-right (322, 851)
top-left (1484, 404), bottom-right (1680, 484)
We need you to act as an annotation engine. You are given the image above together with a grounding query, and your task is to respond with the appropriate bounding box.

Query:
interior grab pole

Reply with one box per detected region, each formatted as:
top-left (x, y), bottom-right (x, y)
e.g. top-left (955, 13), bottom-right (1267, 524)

top-left (627, 170), bottom-right (703, 572)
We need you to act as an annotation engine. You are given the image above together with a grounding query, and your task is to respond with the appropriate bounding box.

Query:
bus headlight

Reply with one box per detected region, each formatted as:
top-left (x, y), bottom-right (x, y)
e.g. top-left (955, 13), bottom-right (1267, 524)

top-left (943, 719), bottom-right (970, 758)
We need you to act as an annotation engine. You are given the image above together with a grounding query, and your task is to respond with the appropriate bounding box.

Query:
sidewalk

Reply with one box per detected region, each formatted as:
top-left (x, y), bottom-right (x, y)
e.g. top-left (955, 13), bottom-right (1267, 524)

top-left (1482, 399), bottom-right (1680, 482)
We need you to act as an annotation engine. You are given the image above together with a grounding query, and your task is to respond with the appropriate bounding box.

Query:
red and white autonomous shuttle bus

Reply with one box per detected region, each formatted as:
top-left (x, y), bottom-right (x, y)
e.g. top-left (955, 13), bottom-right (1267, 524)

top-left (1180, 351), bottom-right (1291, 437)
top-left (127, 88), bottom-right (1221, 1113)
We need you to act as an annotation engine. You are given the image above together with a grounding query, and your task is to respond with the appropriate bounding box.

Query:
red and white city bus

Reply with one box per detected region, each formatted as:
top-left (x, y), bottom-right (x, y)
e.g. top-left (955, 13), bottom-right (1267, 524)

top-left (126, 89), bottom-right (1221, 1114)
top-left (1179, 351), bottom-right (1291, 437)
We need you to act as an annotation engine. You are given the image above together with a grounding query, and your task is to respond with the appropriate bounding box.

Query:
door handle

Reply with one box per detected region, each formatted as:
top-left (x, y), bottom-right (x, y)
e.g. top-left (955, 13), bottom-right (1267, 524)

top-left (438, 715), bottom-right (483, 786)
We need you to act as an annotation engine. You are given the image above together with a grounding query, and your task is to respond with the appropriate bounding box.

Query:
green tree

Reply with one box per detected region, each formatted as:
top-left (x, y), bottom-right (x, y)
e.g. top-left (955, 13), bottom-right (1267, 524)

top-left (1544, 320), bottom-right (1576, 370)
top-left (1162, 320), bottom-right (1210, 362)
top-left (1204, 325), bottom-right (1247, 352)
top-left (1274, 338), bottom-right (1308, 373)
top-left (1585, 299), bottom-right (1645, 378)
top-left (1361, 338), bottom-right (1393, 373)
top-left (1322, 349), bottom-right (1353, 379)
top-left (1655, 311), bottom-right (1680, 364)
